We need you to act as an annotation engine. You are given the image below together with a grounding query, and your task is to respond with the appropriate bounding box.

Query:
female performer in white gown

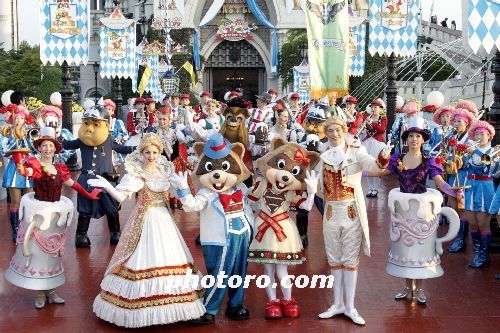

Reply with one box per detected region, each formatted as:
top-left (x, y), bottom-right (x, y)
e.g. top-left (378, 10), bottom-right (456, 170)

top-left (89, 133), bottom-right (205, 328)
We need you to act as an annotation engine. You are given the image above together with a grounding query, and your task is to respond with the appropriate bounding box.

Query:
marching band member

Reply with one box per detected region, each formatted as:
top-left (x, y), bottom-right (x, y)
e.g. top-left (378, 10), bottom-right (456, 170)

top-left (198, 99), bottom-right (224, 132)
top-left (104, 99), bottom-right (129, 165)
top-left (463, 121), bottom-right (496, 268)
top-left (446, 108), bottom-right (475, 253)
top-left (361, 98), bottom-right (387, 198)
top-left (248, 92), bottom-right (273, 135)
top-left (427, 105), bottom-right (454, 157)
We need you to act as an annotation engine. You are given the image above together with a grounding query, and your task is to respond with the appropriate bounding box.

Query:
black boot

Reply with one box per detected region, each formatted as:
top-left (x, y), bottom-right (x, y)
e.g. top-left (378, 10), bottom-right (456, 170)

top-left (106, 213), bottom-right (121, 245)
top-left (225, 305), bottom-right (250, 320)
top-left (9, 210), bottom-right (19, 242)
top-left (75, 215), bottom-right (91, 248)
top-left (190, 313), bottom-right (215, 324)
top-left (296, 209), bottom-right (309, 248)
top-left (195, 234), bottom-right (201, 245)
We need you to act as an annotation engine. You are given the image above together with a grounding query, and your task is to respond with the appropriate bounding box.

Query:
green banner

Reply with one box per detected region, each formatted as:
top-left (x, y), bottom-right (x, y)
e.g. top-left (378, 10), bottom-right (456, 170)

top-left (305, 0), bottom-right (349, 101)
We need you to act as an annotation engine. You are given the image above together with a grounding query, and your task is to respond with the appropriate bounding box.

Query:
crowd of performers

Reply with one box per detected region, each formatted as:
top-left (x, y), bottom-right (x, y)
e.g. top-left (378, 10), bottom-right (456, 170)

top-left (0, 87), bottom-right (498, 328)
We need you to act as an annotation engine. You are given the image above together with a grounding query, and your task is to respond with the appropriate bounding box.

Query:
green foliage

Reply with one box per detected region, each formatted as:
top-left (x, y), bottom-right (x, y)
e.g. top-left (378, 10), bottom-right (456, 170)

top-left (278, 29), bottom-right (307, 87)
top-left (35, 66), bottom-right (62, 104)
top-left (0, 42), bottom-right (42, 98)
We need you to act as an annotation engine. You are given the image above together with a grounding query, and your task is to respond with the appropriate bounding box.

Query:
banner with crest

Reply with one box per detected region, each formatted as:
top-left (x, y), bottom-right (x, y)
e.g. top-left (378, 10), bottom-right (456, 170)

top-left (305, 0), bottom-right (349, 99)
top-left (132, 41), bottom-right (164, 101)
top-left (368, 0), bottom-right (420, 57)
top-left (349, 21), bottom-right (366, 77)
top-left (39, 0), bottom-right (90, 66)
top-left (293, 64), bottom-right (310, 104)
top-left (99, 6), bottom-right (136, 79)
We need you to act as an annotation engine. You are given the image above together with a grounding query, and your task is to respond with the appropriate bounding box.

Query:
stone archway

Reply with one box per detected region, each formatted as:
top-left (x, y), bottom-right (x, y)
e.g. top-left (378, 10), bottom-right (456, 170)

top-left (202, 39), bottom-right (267, 105)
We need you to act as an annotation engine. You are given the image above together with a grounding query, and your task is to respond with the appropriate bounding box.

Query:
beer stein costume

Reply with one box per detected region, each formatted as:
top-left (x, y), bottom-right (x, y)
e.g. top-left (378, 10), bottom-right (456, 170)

top-left (5, 127), bottom-right (100, 309)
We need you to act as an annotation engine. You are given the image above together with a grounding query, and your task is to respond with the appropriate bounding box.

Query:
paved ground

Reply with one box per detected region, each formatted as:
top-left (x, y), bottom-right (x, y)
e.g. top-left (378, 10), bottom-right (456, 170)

top-left (0, 174), bottom-right (499, 333)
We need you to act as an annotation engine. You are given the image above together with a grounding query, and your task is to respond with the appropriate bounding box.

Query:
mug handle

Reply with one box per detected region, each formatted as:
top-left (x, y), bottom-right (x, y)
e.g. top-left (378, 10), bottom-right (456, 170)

top-left (435, 207), bottom-right (460, 255)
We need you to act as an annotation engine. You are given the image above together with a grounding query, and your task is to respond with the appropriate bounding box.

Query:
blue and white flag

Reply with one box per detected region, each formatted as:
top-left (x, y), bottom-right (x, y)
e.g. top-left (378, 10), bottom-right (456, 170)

top-left (40, 0), bottom-right (90, 66)
top-left (463, 0), bottom-right (499, 55)
top-left (99, 6), bottom-right (136, 79)
top-left (132, 41), bottom-right (164, 101)
top-left (368, 0), bottom-right (420, 57)
top-left (349, 22), bottom-right (366, 77)
top-left (293, 65), bottom-right (310, 104)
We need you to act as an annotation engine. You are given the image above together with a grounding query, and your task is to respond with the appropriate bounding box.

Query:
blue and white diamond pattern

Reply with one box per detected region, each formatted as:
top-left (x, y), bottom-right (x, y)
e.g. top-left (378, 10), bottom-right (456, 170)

top-left (39, 0), bottom-right (90, 66)
top-left (465, 0), bottom-right (499, 54)
top-left (99, 24), bottom-right (136, 79)
top-left (132, 54), bottom-right (163, 101)
top-left (368, 0), bottom-right (420, 57)
top-left (293, 67), bottom-right (310, 104)
top-left (350, 23), bottom-right (366, 77)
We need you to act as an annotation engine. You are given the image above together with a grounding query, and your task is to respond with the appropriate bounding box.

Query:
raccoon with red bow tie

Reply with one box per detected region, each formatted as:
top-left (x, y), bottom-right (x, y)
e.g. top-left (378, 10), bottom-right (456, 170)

top-left (171, 132), bottom-right (254, 324)
top-left (247, 137), bottom-right (320, 319)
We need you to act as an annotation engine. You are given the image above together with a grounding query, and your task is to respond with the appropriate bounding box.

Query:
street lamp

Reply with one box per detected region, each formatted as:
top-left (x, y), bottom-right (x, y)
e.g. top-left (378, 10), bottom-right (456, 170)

top-left (299, 44), bottom-right (308, 64)
top-left (92, 62), bottom-right (99, 104)
top-left (138, 16), bottom-right (148, 37)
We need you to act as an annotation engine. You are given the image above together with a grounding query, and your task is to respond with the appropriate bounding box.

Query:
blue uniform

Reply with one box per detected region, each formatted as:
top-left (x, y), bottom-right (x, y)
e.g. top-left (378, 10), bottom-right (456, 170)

top-left (464, 147), bottom-right (495, 212)
top-left (63, 137), bottom-right (133, 218)
top-left (447, 132), bottom-right (471, 189)
top-left (427, 125), bottom-right (453, 157)
top-left (1, 134), bottom-right (34, 189)
top-left (58, 128), bottom-right (76, 163)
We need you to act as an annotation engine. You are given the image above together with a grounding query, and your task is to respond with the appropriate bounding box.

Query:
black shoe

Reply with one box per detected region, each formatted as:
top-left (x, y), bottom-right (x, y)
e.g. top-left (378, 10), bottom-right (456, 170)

top-left (300, 234), bottom-right (309, 248)
top-left (190, 313), bottom-right (215, 324)
top-left (195, 234), bottom-right (201, 245)
top-left (225, 305), bottom-right (250, 320)
top-left (107, 214), bottom-right (121, 245)
top-left (75, 233), bottom-right (91, 248)
top-left (75, 216), bottom-right (91, 248)
top-left (110, 231), bottom-right (121, 245)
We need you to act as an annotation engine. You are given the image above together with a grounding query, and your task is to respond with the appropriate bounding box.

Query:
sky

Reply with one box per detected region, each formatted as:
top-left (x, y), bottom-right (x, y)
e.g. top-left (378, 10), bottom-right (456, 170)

top-left (17, 0), bottom-right (464, 46)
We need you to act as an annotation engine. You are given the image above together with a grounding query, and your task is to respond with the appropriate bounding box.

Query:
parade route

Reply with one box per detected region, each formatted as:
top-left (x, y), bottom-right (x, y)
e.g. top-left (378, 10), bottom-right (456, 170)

top-left (1, 174), bottom-right (498, 333)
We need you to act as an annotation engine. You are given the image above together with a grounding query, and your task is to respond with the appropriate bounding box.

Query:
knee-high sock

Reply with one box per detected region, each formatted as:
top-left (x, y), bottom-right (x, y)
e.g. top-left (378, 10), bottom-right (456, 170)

top-left (264, 264), bottom-right (277, 301)
top-left (343, 270), bottom-right (358, 312)
top-left (332, 269), bottom-right (344, 309)
top-left (367, 176), bottom-right (375, 190)
top-left (276, 264), bottom-right (292, 300)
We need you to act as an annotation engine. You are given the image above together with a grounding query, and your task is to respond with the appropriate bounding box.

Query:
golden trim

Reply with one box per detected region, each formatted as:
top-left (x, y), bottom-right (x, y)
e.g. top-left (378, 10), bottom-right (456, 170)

top-left (100, 289), bottom-right (204, 310)
top-left (116, 264), bottom-right (196, 281)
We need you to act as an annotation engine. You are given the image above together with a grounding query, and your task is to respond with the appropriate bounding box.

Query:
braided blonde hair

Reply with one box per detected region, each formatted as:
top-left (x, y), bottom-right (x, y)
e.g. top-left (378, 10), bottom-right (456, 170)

top-left (139, 132), bottom-right (164, 153)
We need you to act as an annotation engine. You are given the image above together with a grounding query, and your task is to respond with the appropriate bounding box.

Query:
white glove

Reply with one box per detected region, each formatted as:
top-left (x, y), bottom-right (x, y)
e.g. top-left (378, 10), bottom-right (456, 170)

top-left (87, 175), bottom-right (112, 191)
top-left (304, 170), bottom-right (318, 195)
top-left (170, 171), bottom-right (190, 190)
top-left (381, 141), bottom-right (393, 159)
top-left (87, 175), bottom-right (127, 203)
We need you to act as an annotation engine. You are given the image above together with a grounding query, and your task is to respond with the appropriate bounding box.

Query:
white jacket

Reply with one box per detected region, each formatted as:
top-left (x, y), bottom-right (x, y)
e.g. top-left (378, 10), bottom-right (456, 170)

top-left (316, 144), bottom-right (387, 257)
top-left (179, 183), bottom-right (255, 246)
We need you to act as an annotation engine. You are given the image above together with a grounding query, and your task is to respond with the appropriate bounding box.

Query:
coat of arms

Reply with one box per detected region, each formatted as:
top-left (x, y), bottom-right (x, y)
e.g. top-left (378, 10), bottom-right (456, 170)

top-left (380, 0), bottom-right (412, 31)
top-left (106, 31), bottom-right (128, 60)
top-left (48, 0), bottom-right (81, 39)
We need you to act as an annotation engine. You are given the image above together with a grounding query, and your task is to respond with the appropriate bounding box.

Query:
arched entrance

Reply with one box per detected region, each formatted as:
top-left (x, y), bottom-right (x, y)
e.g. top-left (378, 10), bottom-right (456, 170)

top-left (203, 40), bottom-right (266, 106)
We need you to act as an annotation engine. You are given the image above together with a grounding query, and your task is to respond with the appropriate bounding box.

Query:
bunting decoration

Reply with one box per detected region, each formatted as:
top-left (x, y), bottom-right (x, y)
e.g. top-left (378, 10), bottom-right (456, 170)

top-left (349, 21), bottom-right (366, 77)
top-left (305, 0), bottom-right (350, 99)
top-left (39, 0), bottom-right (90, 66)
top-left (99, 5), bottom-right (136, 79)
top-left (463, 0), bottom-right (500, 55)
top-left (368, 0), bottom-right (420, 57)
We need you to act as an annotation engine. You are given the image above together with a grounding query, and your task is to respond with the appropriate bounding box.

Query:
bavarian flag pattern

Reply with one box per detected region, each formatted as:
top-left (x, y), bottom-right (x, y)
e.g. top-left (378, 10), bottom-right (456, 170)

top-left (349, 21), bottom-right (366, 77)
top-left (368, 0), bottom-right (420, 57)
top-left (40, 0), bottom-right (90, 66)
top-left (463, 0), bottom-right (500, 55)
